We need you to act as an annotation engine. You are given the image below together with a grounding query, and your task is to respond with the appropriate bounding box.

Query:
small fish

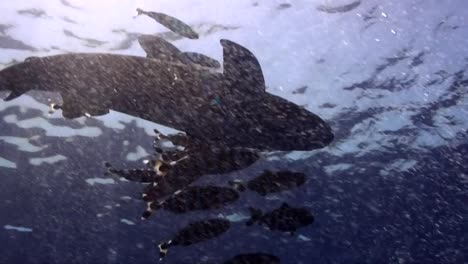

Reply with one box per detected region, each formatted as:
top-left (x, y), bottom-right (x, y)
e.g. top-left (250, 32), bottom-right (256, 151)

top-left (292, 85), bottom-right (308, 94)
top-left (157, 218), bottom-right (230, 260)
top-left (248, 170), bottom-right (305, 195)
top-left (141, 185), bottom-right (240, 219)
top-left (246, 203), bottom-right (314, 234)
top-left (223, 253), bottom-right (280, 264)
top-left (229, 170), bottom-right (306, 196)
top-left (160, 186), bottom-right (239, 213)
top-left (104, 162), bottom-right (159, 183)
top-left (136, 8), bottom-right (199, 39)
top-left (316, 0), bottom-right (361, 14)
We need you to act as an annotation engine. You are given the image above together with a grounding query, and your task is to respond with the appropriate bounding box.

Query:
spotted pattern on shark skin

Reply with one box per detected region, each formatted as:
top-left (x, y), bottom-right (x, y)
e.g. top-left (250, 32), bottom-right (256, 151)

top-left (0, 39), bottom-right (333, 152)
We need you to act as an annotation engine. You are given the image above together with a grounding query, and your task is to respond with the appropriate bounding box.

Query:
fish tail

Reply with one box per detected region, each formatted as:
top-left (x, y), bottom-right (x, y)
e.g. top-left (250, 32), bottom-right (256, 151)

top-left (246, 207), bottom-right (262, 226)
top-left (157, 240), bottom-right (173, 261)
top-left (141, 201), bottom-right (162, 220)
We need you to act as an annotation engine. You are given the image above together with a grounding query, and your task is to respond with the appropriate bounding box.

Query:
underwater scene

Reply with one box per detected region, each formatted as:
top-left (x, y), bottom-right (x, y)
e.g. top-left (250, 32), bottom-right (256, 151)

top-left (0, 0), bottom-right (467, 263)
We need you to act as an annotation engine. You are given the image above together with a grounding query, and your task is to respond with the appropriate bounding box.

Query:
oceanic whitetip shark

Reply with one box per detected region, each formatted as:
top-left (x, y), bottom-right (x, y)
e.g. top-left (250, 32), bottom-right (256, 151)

top-left (0, 39), bottom-right (333, 151)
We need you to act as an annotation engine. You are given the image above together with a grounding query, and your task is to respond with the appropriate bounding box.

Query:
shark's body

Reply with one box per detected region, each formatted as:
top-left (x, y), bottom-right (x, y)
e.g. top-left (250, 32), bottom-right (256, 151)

top-left (0, 39), bottom-right (333, 151)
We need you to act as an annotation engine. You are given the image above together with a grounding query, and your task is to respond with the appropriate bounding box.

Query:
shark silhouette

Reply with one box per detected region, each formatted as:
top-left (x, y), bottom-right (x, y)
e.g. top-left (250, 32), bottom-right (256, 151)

top-left (0, 39), bottom-right (333, 151)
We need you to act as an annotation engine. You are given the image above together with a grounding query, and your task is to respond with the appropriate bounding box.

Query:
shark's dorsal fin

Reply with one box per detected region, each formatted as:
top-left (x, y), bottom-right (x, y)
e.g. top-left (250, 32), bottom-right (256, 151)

top-left (137, 35), bottom-right (186, 63)
top-left (221, 39), bottom-right (265, 95)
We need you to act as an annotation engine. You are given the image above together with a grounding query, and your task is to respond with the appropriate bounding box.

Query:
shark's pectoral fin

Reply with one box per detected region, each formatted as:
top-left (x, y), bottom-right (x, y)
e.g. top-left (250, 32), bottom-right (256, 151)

top-left (4, 90), bottom-right (24, 101)
top-left (221, 39), bottom-right (266, 95)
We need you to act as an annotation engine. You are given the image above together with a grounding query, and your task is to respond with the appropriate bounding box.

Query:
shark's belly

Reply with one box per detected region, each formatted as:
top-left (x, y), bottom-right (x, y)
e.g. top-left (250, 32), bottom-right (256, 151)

top-left (35, 53), bottom-right (223, 131)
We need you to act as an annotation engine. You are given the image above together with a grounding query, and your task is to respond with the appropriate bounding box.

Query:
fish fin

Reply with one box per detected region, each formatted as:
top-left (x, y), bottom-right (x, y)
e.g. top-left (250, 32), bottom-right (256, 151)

top-left (220, 39), bottom-right (266, 94)
top-left (182, 52), bottom-right (221, 69)
top-left (246, 207), bottom-right (263, 225)
top-left (157, 240), bottom-right (173, 261)
top-left (4, 90), bottom-right (24, 101)
top-left (137, 35), bottom-right (185, 62)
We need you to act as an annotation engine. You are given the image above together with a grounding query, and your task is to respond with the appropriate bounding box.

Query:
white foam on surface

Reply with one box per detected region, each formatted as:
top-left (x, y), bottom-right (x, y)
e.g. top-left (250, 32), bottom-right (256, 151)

top-left (0, 157), bottom-right (17, 169)
top-left (85, 178), bottom-right (116, 186)
top-left (3, 114), bottom-right (102, 138)
top-left (29, 154), bottom-right (67, 166)
top-left (120, 219), bottom-right (136, 225)
top-left (126, 145), bottom-right (150, 161)
top-left (0, 136), bottom-right (45, 152)
top-left (4, 225), bottom-right (33, 232)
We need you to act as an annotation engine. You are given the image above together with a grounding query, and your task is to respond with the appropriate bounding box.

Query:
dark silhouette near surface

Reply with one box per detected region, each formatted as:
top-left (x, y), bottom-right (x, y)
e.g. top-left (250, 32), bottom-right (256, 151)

top-left (246, 203), bottom-right (314, 234)
top-left (223, 253), bottom-right (280, 264)
top-left (157, 218), bottom-right (231, 260)
top-left (135, 8), bottom-right (199, 39)
top-left (0, 39), bottom-right (333, 152)
top-left (230, 170), bottom-right (306, 196)
top-left (317, 0), bottom-right (361, 14)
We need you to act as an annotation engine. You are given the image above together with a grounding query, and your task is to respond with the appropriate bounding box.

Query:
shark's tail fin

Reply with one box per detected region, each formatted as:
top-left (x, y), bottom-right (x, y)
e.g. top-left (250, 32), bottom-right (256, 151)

top-left (157, 240), bottom-right (173, 261)
top-left (246, 207), bottom-right (263, 226)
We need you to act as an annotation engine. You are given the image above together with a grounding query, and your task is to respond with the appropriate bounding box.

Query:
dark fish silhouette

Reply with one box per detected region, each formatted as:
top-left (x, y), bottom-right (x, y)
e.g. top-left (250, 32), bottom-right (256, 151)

top-left (223, 253), bottom-right (280, 264)
top-left (246, 203), bottom-right (314, 234)
top-left (138, 35), bottom-right (220, 69)
top-left (230, 170), bottom-right (306, 196)
top-left (292, 85), bottom-right (308, 94)
top-left (316, 0), bottom-right (361, 14)
top-left (0, 39), bottom-right (333, 152)
top-left (157, 218), bottom-right (230, 260)
top-left (154, 186), bottom-right (239, 214)
top-left (136, 8), bottom-right (199, 39)
top-left (141, 141), bottom-right (260, 219)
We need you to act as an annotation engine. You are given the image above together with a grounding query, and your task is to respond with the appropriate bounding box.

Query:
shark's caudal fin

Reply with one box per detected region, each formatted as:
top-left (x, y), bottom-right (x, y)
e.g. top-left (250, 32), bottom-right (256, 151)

top-left (220, 39), bottom-right (266, 95)
top-left (246, 207), bottom-right (263, 226)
